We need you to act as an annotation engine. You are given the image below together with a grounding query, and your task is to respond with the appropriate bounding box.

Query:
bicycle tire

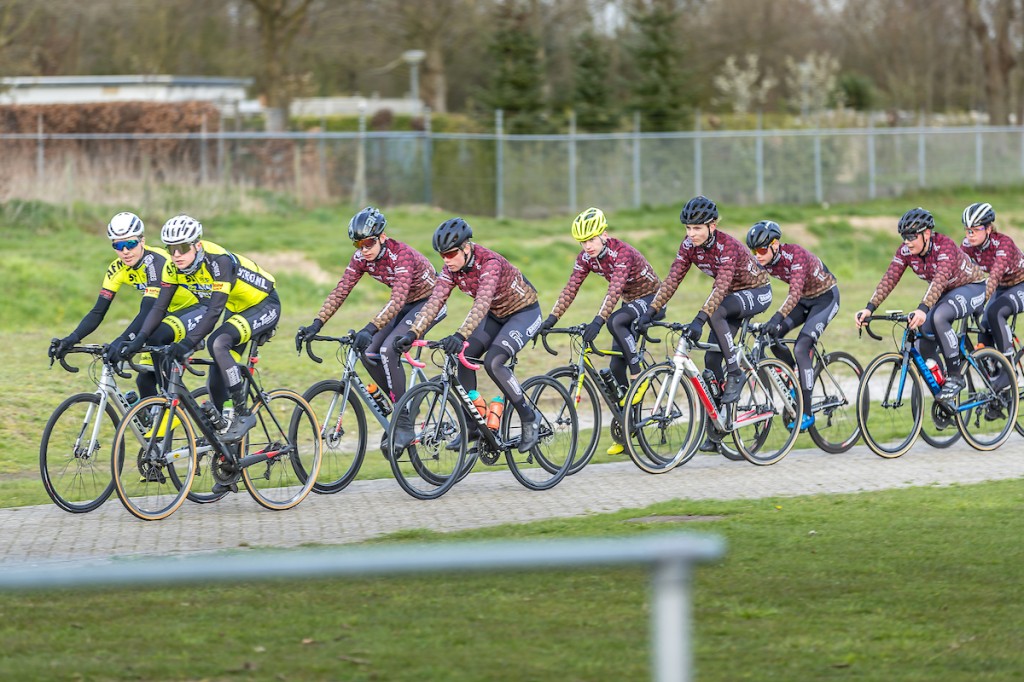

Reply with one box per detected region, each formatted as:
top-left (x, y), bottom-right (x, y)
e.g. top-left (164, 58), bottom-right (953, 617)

top-left (857, 352), bottom-right (924, 459)
top-left (386, 382), bottom-right (467, 500)
top-left (546, 366), bottom-right (601, 475)
top-left (40, 392), bottom-right (119, 513)
top-left (300, 379), bottom-right (367, 494)
top-left (622, 363), bottom-right (700, 473)
top-left (242, 389), bottom-right (323, 511)
top-left (1013, 346), bottom-right (1024, 438)
top-left (111, 396), bottom-right (197, 521)
top-left (732, 359), bottom-right (803, 466)
top-left (807, 350), bottom-right (863, 454)
top-left (503, 375), bottom-right (578, 490)
top-left (179, 386), bottom-right (229, 504)
top-left (955, 347), bottom-right (1019, 451)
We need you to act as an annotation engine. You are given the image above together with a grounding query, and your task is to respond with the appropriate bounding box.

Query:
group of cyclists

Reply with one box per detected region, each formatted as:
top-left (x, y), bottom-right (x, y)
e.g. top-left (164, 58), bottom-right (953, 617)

top-left (49, 192), bottom-right (1024, 491)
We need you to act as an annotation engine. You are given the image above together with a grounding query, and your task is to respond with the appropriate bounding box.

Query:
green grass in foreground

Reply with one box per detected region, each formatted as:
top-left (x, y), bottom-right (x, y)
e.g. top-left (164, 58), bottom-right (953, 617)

top-left (1, 480), bottom-right (1023, 680)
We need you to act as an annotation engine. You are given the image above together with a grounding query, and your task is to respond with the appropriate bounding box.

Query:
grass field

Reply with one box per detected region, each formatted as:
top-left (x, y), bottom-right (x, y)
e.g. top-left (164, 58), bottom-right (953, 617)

top-left (7, 187), bottom-right (1024, 508)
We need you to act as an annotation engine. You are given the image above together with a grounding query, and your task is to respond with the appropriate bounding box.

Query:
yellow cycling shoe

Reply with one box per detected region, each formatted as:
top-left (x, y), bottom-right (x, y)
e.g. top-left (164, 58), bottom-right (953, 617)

top-left (606, 442), bottom-right (625, 455)
top-left (619, 377), bottom-right (651, 407)
top-left (144, 411), bottom-right (183, 438)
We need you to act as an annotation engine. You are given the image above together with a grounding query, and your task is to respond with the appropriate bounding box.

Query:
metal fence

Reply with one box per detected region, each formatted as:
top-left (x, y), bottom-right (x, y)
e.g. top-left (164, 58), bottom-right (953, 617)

top-left (0, 532), bottom-right (725, 682)
top-left (3, 122), bottom-right (1023, 218)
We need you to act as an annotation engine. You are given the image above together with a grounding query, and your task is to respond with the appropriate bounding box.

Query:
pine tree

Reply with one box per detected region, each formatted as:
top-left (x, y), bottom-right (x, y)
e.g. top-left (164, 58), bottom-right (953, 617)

top-left (626, 0), bottom-right (691, 132)
top-left (572, 30), bottom-right (619, 133)
top-left (477, 1), bottom-right (549, 134)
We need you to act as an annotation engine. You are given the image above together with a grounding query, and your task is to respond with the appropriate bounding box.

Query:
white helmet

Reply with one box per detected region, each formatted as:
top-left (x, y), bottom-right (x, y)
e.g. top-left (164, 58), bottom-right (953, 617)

top-left (161, 214), bottom-right (203, 245)
top-left (107, 212), bottom-right (144, 241)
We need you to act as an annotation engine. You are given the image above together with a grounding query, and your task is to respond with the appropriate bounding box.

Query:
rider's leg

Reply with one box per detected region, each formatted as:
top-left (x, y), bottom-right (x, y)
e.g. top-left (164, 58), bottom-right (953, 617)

top-left (482, 304), bottom-right (543, 452)
top-left (928, 284), bottom-right (985, 399)
top-left (793, 287), bottom-right (841, 419)
top-left (709, 285), bottom-right (772, 403)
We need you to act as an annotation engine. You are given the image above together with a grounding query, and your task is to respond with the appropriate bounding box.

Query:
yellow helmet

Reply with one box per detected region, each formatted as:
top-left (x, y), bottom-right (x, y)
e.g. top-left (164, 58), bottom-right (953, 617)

top-left (572, 207), bottom-right (608, 242)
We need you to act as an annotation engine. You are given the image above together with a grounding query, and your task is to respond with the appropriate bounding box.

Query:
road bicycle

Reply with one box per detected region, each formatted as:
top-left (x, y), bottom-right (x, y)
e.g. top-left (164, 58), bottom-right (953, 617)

top-left (538, 324), bottom-right (657, 474)
top-left (856, 311), bottom-right (1018, 458)
top-left (110, 332), bottom-right (323, 520)
top-left (41, 343), bottom-right (142, 513)
top-left (625, 319), bottom-right (803, 472)
top-left (298, 332), bottom-right (431, 493)
top-left (386, 339), bottom-right (578, 500)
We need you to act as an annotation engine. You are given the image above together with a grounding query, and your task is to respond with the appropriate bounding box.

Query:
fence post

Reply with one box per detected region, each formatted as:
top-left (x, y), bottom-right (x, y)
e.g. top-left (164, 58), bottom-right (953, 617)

top-left (917, 111), bottom-right (926, 189)
top-left (867, 117), bottom-right (876, 200)
top-left (200, 114), bottom-right (208, 184)
top-left (755, 111), bottom-right (764, 204)
top-left (217, 111), bottom-right (226, 183)
top-left (496, 109), bottom-right (504, 219)
top-left (354, 100), bottom-right (368, 206)
top-left (652, 559), bottom-right (693, 682)
top-left (975, 123), bottom-right (983, 186)
top-left (633, 111), bottom-right (642, 209)
top-left (694, 109), bottom-right (702, 197)
top-left (569, 109), bottom-right (577, 216)
top-left (318, 115), bottom-right (327, 195)
top-left (814, 133), bottom-right (823, 204)
top-left (423, 107), bottom-right (433, 205)
top-left (36, 114), bottom-right (44, 185)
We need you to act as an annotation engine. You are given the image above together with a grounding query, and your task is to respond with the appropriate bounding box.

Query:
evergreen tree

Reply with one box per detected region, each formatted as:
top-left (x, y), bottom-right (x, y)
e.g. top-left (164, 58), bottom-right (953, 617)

top-left (572, 30), bottom-right (619, 133)
top-left (626, 0), bottom-right (691, 132)
top-left (477, 0), bottom-right (549, 134)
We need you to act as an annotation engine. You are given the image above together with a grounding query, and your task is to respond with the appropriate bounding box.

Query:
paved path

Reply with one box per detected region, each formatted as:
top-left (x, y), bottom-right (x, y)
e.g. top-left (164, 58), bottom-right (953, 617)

top-left (5, 441), bottom-right (1024, 567)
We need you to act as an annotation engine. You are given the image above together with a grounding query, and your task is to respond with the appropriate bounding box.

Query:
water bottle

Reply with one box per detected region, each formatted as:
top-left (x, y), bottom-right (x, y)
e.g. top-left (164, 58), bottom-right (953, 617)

top-left (925, 358), bottom-right (945, 387)
top-left (702, 369), bottom-right (722, 401)
top-left (123, 390), bottom-right (139, 407)
top-left (200, 400), bottom-right (226, 431)
top-left (468, 390), bottom-right (487, 419)
top-left (598, 368), bottom-right (623, 402)
top-left (367, 383), bottom-right (393, 416)
top-left (222, 399), bottom-right (235, 428)
top-left (486, 396), bottom-right (505, 431)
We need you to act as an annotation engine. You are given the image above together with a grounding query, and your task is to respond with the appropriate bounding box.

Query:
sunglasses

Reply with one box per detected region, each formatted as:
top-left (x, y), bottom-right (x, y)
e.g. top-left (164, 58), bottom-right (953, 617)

top-left (440, 247), bottom-right (463, 259)
top-left (965, 226), bottom-right (989, 235)
top-left (901, 232), bottom-right (922, 243)
top-left (352, 237), bottom-right (378, 250)
top-left (111, 239), bottom-right (141, 251)
top-left (167, 242), bottom-right (194, 256)
top-left (750, 240), bottom-right (776, 256)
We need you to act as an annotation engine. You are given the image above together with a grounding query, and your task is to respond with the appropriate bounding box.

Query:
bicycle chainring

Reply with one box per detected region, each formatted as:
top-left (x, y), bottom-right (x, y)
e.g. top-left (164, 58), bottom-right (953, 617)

top-left (610, 417), bottom-right (624, 445)
top-left (210, 453), bottom-right (239, 484)
top-left (931, 401), bottom-right (955, 430)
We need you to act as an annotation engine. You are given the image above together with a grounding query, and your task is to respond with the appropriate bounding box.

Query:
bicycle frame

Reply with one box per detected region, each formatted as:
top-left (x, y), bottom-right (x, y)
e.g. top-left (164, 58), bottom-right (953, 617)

top-left (760, 336), bottom-right (851, 416)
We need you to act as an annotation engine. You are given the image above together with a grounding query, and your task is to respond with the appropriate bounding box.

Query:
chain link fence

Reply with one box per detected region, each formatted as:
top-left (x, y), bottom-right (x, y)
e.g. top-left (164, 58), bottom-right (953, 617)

top-left (2, 125), bottom-right (1022, 217)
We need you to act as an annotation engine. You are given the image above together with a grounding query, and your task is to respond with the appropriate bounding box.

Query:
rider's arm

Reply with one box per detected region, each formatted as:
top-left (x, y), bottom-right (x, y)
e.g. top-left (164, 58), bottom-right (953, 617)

top-left (182, 253), bottom-right (236, 348)
top-left (457, 257), bottom-right (503, 338)
top-left (776, 259), bottom-right (807, 320)
top-left (918, 250), bottom-right (955, 313)
top-left (650, 246), bottom-right (693, 312)
top-left (596, 252), bottom-right (632, 321)
top-left (315, 257), bottom-right (363, 325)
top-left (865, 248), bottom-right (909, 313)
top-left (548, 253), bottom-right (590, 321)
top-left (409, 274), bottom-right (455, 338)
top-left (68, 291), bottom-right (115, 341)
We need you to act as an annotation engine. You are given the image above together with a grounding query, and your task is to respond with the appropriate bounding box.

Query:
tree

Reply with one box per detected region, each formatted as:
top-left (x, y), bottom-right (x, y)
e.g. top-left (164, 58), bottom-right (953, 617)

top-left (963, 0), bottom-right (1016, 125)
top-left (477, 0), bottom-right (548, 133)
top-left (784, 52), bottom-right (841, 119)
top-left (625, 0), bottom-right (690, 132)
top-left (572, 29), bottom-right (618, 132)
top-left (713, 54), bottom-right (777, 115)
top-left (244, 0), bottom-right (315, 131)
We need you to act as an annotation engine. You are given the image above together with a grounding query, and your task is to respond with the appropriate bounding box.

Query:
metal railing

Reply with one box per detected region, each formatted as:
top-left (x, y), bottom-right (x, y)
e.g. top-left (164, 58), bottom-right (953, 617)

top-left (0, 532), bottom-right (725, 682)
top-left (6, 121), bottom-right (1019, 217)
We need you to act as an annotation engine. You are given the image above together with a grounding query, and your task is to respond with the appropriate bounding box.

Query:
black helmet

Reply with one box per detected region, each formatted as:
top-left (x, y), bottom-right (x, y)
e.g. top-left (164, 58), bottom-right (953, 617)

top-left (897, 207), bottom-right (934, 238)
top-left (746, 220), bottom-right (782, 250)
top-left (432, 217), bottom-right (473, 253)
top-left (679, 195), bottom-right (719, 225)
top-left (348, 206), bottom-right (387, 242)
top-left (962, 202), bottom-right (995, 229)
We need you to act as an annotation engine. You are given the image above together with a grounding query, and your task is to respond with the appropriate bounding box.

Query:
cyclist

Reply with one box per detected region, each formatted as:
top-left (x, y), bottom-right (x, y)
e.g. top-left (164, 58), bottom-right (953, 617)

top-left (854, 207), bottom-right (986, 401)
top-left (121, 215), bottom-right (280, 449)
top-left (960, 202), bottom-right (1024, 381)
top-left (294, 207), bottom-right (446, 433)
top-left (636, 195), bottom-right (772, 408)
top-left (539, 207), bottom-right (662, 455)
top-left (48, 212), bottom-right (202, 402)
top-left (746, 220), bottom-right (839, 431)
top-left (393, 218), bottom-right (544, 453)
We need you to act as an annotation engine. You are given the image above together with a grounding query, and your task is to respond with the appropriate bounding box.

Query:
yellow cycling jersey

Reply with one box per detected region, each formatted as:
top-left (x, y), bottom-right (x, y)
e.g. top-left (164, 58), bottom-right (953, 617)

top-left (159, 240), bottom-right (275, 313)
top-left (103, 247), bottom-right (197, 312)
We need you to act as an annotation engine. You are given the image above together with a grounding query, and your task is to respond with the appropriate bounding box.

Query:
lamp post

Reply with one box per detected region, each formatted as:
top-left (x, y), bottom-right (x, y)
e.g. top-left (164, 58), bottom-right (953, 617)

top-left (402, 49), bottom-right (426, 107)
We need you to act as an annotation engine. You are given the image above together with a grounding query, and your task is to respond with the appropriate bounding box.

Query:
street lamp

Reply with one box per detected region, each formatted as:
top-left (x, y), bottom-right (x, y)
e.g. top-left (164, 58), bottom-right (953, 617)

top-left (402, 49), bottom-right (426, 106)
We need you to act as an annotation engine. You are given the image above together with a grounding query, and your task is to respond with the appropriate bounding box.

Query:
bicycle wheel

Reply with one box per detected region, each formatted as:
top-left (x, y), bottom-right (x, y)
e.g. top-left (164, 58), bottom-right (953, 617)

top-left (387, 382), bottom-right (467, 500)
top-left (547, 366), bottom-right (601, 475)
top-left (241, 389), bottom-right (323, 511)
top-left (807, 351), bottom-right (863, 454)
top-left (503, 375), bottom-right (578, 490)
top-left (918, 356), bottom-right (961, 449)
top-left (1013, 347), bottom-right (1024, 438)
top-left (112, 396), bottom-right (197, 521)
top-left (731, 359), bottom-right (802, 465)
top-left (181, 386), bottom-right (228, 504)
top-left (955, 348), bottom-right (1019, 451)
top-left (40, 392), bottom-right (119, 513)
top-left (300, 379), bottom-right (367, 494)
top-left (623, 363), bottom-right (700, 473)
top-left (857, 352), bottom-right (924, 459)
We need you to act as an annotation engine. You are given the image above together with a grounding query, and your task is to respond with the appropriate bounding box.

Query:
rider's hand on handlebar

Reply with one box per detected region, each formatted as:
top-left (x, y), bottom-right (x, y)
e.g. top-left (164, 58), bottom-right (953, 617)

top-left (438, 332), bottom-right (466, 355)
top-left (393, 330), bottom-right (417, 354)
top-left (634, 310), bottom-right (655, 335)
top-left (295, 317), bottom-right (324, 352)
top-left (581, 316), bottom-right (605, 343)
top-left (102, 338), bottom-right (125, 364)
top-left (49, 335), bottom-right (76, 360)
top-left (540, 314), bottom-right (557, 333)
top-left (352, 323), bottom-right (376, 353)
top-left (681, 315), bottom-right (705, 342)
top-left (907, 309), bottom-right (926, 330)
top-left (169, 341), bottom-right (193, 363)
top-left (764, 313), bottom-right (784, 339)
top-left (120, 334), bottom-right (146, 359)
top-left (854, 309), bottom-right (871, 328)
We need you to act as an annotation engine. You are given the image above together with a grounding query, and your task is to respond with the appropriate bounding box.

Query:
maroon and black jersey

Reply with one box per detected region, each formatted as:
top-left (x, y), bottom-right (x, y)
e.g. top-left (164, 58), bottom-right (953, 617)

top-left (961, 232), bottom-right (1024, 303)
top-left (548, 237), bottom-right (660, 321)
top-left (867, 232), bottom-right (986, 313)
top-left (316, 238), bottom-right (437, 330)
top-left (651, 229), bottom-right (770, 317)
top-left (411, 244), bottom-right (538, 338)
top-left (764, 243), bottom-right (838, 318)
